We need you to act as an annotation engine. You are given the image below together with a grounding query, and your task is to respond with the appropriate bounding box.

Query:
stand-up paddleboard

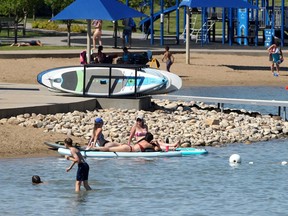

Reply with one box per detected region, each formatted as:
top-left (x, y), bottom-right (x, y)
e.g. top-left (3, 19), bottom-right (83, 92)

top-left (37, 66), bottom-right (74, 92)
top-left (58, 147), bottom-right (182, 158)
top-left (143, 68), bottom-right (182, 95)
top-left (175, 147), bottom-right (208, 155)
top-left (37, 66), bottom-right (167, 96)
top-left (46, 141), bottom-right (206, 156)
top-left (44, 141), bottom-right (83, 150)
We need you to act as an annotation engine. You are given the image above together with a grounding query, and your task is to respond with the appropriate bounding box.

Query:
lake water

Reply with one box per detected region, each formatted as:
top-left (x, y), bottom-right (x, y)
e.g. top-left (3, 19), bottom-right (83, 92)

top-left (1, 86), bottom-right (288, 215)
top-left (174, 86), bottom-right (288, 115)
top-left (1, 139), bottom-right (288, 216)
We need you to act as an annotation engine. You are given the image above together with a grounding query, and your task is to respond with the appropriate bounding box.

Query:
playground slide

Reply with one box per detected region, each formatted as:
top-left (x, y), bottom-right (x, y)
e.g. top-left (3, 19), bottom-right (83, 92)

top-left (138, 5), bottom-right (178, 29)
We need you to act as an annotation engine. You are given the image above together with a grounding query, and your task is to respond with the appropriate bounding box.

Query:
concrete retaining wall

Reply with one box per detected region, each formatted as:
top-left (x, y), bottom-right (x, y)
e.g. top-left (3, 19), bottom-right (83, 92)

top-left (0, 97), bottom-right (151, 119)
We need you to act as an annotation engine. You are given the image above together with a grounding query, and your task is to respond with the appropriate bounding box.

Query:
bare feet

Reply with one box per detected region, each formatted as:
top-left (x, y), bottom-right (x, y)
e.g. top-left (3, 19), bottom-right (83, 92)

top-left (85, 145), bottom-right (92, 150)
top-left (172, 139), bottom-right (181, 150)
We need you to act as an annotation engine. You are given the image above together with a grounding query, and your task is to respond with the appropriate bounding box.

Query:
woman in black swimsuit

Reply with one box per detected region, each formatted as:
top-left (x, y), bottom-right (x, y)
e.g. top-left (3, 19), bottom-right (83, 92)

top-left (95, 133), bottom-right (160, 152)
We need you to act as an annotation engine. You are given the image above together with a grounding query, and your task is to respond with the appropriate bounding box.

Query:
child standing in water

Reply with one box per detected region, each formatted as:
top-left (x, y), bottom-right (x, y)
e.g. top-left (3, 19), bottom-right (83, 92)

top-left (64, 138), bottom-right (92, 192)
top-left (162, 46), bottom-right (174, 72)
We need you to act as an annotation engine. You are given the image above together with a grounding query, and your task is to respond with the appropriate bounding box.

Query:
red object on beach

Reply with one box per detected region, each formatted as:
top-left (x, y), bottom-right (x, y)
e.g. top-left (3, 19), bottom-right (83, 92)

top-left (285, 86), bottom-right (288, 90)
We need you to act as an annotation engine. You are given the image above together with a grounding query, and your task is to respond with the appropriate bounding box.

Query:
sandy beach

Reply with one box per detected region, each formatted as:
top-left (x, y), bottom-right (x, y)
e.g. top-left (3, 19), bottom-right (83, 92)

top-left (0, 52), bottom-right (287, 158)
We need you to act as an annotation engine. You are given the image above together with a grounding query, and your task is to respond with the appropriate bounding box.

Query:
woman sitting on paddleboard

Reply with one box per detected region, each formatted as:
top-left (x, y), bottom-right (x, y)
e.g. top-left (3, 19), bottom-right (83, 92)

top-left (86, 117), bottom-right (121, 150)
top-left (127, 115), bottom-right (148, 146)
top-left (127, 115), bottom-right (180, 151)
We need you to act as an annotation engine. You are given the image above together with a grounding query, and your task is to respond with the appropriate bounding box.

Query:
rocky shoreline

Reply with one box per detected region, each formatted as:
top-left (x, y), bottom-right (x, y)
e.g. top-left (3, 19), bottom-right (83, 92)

top-left (1, 99), bottom-right (288, 147)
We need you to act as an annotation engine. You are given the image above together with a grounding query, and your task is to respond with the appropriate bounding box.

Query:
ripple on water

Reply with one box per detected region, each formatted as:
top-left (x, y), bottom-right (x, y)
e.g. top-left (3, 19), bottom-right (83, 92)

top-left (1, 139), bottom-right (288, 215)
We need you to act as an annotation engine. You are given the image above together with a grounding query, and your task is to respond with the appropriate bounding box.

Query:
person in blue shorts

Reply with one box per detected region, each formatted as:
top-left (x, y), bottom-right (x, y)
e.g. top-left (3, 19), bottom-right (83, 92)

top-left (267, 41), bottom-right (284, 76)
top-left (64, 138), bottom-right (91, 192)
top-left (122, 18), bottom-right (134, 48)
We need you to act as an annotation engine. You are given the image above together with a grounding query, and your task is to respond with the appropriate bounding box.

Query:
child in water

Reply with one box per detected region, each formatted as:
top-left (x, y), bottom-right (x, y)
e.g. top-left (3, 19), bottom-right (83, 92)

top-left (64, 138), bottom-right (92, 192)
top-left (32, 175), bottom-right (43, 184)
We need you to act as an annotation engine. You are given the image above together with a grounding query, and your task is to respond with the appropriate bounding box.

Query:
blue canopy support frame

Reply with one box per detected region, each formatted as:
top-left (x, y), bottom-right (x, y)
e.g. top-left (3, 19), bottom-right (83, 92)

top-left (160, 0), bottom-right (164, 46)
top-left (179, 0), bottom-right (258, 64)
top-left (222, 8), bottom-right (226, 44)
top-left (51, 0), bottom-right (147, 63)
top-left (281, 0), bottom-right (285, 46)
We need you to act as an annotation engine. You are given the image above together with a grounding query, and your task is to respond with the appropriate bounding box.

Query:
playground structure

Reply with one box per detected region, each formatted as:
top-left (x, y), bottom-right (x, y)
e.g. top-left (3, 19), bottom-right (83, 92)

top-left (139, 5), bottom-right (178, 38)
top-left (126, 0), bottom-right (287, 47)
top-left (203, 1), bottom-right (288, 47)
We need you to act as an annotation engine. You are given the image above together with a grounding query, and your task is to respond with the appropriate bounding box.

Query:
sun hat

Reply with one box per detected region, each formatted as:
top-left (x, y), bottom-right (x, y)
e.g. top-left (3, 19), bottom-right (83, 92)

top-left (136, 115), bottom-right (144, 120)
top-left (95, 117), bottom-right (103, 124)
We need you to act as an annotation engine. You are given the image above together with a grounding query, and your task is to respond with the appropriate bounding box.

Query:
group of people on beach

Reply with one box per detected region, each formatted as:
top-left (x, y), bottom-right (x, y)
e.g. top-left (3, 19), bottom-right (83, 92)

top-left (90, 18), bottom-right (175, 72)
top-left (84, 44), bottom-right (175, 72)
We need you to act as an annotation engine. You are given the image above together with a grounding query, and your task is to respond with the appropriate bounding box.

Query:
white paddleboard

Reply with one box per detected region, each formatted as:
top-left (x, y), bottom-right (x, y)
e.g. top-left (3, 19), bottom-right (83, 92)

top-left (37, 66), bottom-right (167, 96)
top-left (58, 147), bottom-right (182, 158)
top-left (44, 141), bottom-right (83, 150)
top-left (143, 68), bottom-right (182, 94)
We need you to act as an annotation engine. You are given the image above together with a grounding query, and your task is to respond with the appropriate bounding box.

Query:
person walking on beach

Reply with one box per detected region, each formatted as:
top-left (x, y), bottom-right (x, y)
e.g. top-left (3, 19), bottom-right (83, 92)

top-left (92, 19), bottom-right (102, 50)
top-left (267, 41), bottom-right (284, 76)
top-left (122, 18), bottom-right (135, 48)
top-left (162, 46), bottom-right (174, 72)
top-left (64, 138), bottom-right (92, 192)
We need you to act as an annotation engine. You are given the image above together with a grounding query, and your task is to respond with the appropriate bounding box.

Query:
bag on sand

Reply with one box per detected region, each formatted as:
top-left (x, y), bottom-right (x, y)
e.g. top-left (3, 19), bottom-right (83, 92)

top-left (149, 58), bottom-right (160, 69)
top-left (80, 50), bottom-right (87, 65)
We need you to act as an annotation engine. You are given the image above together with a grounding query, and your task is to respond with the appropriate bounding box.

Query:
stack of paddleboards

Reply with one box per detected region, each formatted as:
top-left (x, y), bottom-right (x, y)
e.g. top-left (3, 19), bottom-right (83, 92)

top-left (37, 65), bottom-right (182, 96)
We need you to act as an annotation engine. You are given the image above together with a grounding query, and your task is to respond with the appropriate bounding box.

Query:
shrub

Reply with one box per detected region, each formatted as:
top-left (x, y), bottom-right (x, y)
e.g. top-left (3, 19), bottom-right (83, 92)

top-left (71, 25), bottom-right (86, 33)
top-left (32, 21), bottom-right (86, 33)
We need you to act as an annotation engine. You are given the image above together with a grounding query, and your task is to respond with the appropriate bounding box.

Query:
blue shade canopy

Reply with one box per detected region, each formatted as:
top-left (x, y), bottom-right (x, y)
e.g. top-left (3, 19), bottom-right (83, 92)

top-left (51, 0), bottom-right (147, 21)
top-left (179, 0), bottom-right (258, 9)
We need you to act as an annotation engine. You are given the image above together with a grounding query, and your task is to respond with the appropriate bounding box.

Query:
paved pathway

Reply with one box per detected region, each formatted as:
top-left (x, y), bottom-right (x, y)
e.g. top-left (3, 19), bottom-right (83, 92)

top-left (0, 22), bottom-right (274, 58)
top-left (0, 83), bottom-right (98, 119)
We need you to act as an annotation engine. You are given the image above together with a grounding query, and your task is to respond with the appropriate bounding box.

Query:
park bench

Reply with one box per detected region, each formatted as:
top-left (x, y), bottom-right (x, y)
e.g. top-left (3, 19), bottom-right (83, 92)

top-left (0, 17), bottom-right (25, 37)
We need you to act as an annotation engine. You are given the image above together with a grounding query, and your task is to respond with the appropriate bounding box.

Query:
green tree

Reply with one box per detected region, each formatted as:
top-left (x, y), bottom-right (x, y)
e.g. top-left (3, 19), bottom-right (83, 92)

top-left (0, 0), bottom-right (40, 43)
top-left (43, 0), bottom-right (58, 17)
top-left (44, 0), bottom-right (74, 46)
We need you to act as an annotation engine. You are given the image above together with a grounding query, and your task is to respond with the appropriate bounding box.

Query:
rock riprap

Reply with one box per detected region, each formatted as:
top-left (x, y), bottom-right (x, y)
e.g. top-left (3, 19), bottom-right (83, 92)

top-left (1, 99), bottom-right (287, 147)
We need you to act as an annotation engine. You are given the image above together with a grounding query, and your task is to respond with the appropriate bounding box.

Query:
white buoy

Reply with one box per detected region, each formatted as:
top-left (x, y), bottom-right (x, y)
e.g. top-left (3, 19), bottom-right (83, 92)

top-left (229, 154), bottom-right (241, 164)
top-left (249, 161), bottom-right (254, 165)
top-left (281, 161), bottom-right (287, 165)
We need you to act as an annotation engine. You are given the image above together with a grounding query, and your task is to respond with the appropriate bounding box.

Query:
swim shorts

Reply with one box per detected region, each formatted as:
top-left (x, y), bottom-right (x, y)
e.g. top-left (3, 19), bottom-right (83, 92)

top-left (76, 162), bottom-right (89, 181)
